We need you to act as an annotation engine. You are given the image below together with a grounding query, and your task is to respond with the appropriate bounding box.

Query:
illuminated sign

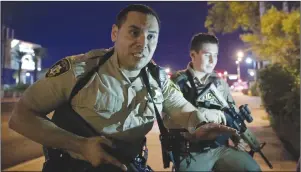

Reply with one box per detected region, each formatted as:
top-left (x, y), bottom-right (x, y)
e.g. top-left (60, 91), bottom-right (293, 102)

top-left (5, 39), bottom-right (42, 71)
top-left (21, 54), bottom-right (35, 70)
top-left (228, 74), bottom-right (238, 80)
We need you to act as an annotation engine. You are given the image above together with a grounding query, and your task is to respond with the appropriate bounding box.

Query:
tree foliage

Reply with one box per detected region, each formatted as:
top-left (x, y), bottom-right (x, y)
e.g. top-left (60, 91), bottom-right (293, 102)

top-left (205, 2), bottom-right (260, 34)
top-left (205, 2), bottom-right (300, 66)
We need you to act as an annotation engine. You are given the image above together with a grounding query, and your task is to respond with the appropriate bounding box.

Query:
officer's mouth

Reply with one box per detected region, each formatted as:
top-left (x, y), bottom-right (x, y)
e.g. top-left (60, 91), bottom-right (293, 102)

top-left (132, 53), bottom-right (145, 58)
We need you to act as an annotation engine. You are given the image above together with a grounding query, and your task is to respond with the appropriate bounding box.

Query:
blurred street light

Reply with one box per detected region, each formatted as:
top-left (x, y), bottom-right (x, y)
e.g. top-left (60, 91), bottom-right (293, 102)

top-left (26, 72), bottom-right (30, 76)
top-left (246, 57), bottom-right (257, 81)
top-left (229, 75), bottom-right (238, 80)
top-left (165, 68), bottom-right (170, 73)
top-left (236, 50), bottom-right (244, 80)
top-left (246, 57), bottom-right (253, 64)
top-left (237, 51), bottom-right (244, 60)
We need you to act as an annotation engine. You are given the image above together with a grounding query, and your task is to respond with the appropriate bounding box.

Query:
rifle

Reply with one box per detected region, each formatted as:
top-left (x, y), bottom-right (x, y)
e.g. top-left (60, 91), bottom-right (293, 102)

top-left (195, 82), bottom-right (273, 169)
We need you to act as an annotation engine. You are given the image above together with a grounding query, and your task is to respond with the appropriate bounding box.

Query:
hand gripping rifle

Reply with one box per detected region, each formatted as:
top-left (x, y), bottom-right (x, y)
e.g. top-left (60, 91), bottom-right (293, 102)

top-left (195, 82), bottom-right (273, 169)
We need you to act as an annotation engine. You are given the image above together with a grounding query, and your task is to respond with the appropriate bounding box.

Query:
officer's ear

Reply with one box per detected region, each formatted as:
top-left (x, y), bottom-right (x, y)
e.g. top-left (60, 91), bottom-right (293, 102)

top-left (111, 24), bottom-right (119, 42)
top-left (190, 51), bottom-right (196, 61)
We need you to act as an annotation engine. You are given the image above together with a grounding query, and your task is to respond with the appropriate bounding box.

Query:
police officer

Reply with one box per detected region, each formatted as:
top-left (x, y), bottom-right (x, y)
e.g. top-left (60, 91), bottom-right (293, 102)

top-left (8, 5), bottom-right (239, 172)
top-left (166, 33), bottom-right (261, 171)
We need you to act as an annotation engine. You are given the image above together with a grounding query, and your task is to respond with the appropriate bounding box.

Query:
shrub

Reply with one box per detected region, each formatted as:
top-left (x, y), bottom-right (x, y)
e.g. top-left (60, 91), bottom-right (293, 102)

top-left (258, 63), bottom-right (300, 160)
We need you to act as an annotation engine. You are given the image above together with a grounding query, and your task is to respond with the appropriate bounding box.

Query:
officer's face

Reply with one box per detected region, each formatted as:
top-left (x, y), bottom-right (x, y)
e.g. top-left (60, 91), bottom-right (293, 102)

top-left (111, 11), bottom-right (159, 70)
top-left (190, 43), bottom-right (218, 74)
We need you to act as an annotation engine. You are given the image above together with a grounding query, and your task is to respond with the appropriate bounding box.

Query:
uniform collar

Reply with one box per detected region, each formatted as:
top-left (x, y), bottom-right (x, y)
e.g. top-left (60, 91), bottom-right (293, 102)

top-left (108, 53), bottom-right (144, 84)
top-left (187, 62), bottom-right (210, 84)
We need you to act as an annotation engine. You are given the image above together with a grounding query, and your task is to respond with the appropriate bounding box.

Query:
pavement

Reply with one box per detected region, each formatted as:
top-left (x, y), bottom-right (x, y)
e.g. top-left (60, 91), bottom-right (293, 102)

top-left (1, 97), bottom-right (20, 103)
top-left (2, 92), bottom-right (298, 171)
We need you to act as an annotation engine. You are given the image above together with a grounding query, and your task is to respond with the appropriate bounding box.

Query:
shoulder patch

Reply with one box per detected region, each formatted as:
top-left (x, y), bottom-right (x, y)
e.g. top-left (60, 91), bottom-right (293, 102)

top-left (45, 59), bottom-right (71, 78)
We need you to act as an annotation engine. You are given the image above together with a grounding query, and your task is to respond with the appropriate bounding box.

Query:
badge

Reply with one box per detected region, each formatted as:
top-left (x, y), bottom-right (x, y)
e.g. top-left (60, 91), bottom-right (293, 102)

top-left (45, 59), bottom-right (70, 77)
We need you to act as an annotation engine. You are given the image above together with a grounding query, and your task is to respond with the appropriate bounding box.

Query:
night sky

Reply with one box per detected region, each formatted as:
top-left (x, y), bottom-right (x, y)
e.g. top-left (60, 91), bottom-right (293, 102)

top-left (2, 1), bottom-right (252, 79)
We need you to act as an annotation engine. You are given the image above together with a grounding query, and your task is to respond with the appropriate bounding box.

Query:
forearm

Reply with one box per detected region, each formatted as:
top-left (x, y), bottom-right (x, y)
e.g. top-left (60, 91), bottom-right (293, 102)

top-left (167, 102), bottom-right (206, 133)
top-left (8, 99), bottom-right (85, 154)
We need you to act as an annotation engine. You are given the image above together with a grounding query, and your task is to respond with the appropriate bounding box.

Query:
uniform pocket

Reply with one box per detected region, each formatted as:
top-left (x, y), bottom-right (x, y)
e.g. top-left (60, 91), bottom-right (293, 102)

top-left (150, 86), bottom-right (164, 104)
top-left (94, 90), bottom-right (123, 119)
top-left (144, 86), bottom-right (164, 119)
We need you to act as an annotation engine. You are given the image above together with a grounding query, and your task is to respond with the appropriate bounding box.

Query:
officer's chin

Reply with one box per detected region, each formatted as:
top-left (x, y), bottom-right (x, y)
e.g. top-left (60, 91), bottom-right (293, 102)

top-left (204, 68), bottom-right (214, 74)
top-left (128, 62), bottom-right (147, 71)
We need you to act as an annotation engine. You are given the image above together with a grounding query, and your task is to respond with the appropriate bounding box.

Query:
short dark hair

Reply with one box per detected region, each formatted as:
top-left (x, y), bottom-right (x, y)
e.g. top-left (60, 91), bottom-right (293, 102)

top-left (116, 4), bottom-right (161, 28)
top-left (190, 33), bottom-right (219, 52)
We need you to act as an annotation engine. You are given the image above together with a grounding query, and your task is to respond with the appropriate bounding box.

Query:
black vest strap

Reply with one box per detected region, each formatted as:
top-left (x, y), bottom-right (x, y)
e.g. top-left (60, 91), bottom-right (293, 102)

top-left (185, 70), bottom-right (198, 106)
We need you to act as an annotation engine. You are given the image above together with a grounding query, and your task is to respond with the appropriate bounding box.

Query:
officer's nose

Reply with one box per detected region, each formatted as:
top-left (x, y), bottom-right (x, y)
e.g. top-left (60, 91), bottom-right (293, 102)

top-left (136, 34), bottom-right (147, 50)
top-left (209, 55), bottom-right (214, 63)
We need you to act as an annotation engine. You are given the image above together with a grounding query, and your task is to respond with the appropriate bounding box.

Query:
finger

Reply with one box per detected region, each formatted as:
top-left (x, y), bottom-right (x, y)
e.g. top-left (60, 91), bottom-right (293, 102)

top-left (208, 124), bottom-right (240, 138)
top-left (237, 144), bottom-right (246, 152)
top-left (98, 136), bottom-right (114, 148)
top-left (103, 151), bottom-right (128, 171)
top-left (196, 124), bottom-right (239, 140)
top-left (194, 123), bottom-right (221, 139)
top-left (199, 123), bottom-right (220, 130)
top-left (216, 125), bottom-right (238, 135)
top-left (231, 134), bottom-right (241, 142)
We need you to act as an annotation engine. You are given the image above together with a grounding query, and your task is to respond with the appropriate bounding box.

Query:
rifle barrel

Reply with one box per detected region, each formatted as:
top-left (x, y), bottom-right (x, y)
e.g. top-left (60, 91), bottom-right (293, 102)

top-left (258, 150), bottom-right (273, 169)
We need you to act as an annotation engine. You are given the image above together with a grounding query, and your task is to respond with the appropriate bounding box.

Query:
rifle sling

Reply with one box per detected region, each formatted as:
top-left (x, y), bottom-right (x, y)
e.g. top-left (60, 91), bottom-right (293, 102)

top-left (141, 68), bottom-right (169, 135)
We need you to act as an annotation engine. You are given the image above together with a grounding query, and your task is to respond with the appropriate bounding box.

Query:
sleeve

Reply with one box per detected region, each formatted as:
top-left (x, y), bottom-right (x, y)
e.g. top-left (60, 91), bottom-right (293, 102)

top-left (21, 58), bottom-right (77, 114)
top-left (162, 77), bottom-right (207, 132)
top-left (162, 78), bottom-right (187, 113)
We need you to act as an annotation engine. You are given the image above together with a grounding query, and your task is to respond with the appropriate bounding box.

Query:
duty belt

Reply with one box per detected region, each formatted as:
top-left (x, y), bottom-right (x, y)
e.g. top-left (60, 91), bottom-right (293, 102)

top-left (168, 129), bottom-right (228, 154)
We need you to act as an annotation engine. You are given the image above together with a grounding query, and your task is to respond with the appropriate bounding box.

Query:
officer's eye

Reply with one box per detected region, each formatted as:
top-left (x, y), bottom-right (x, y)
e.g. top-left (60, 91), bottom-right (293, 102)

top-left (130, 30), bottom-right (140, 38)
top-left (147, 34), bottom-right (156, 40)
top-left (204, 53), bottom-right (211, 57)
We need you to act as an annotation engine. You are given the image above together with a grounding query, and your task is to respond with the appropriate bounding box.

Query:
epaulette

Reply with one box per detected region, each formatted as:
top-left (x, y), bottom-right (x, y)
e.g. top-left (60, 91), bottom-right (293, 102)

top-left (68, 48), bottom-right (111, 68)
top-left (170, 70), bottom-right (188, 84)
top-left (83, 48), bottom-right (112, 71)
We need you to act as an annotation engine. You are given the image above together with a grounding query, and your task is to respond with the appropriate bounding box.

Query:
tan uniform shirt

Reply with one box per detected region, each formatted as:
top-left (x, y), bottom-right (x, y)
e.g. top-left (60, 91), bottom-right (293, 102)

top-left (186, 62), bottom-right (235, 105)
top-left (164, 62), bottom-right (235, 129)
top-left (21, 49), bottom-right (201, 157)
